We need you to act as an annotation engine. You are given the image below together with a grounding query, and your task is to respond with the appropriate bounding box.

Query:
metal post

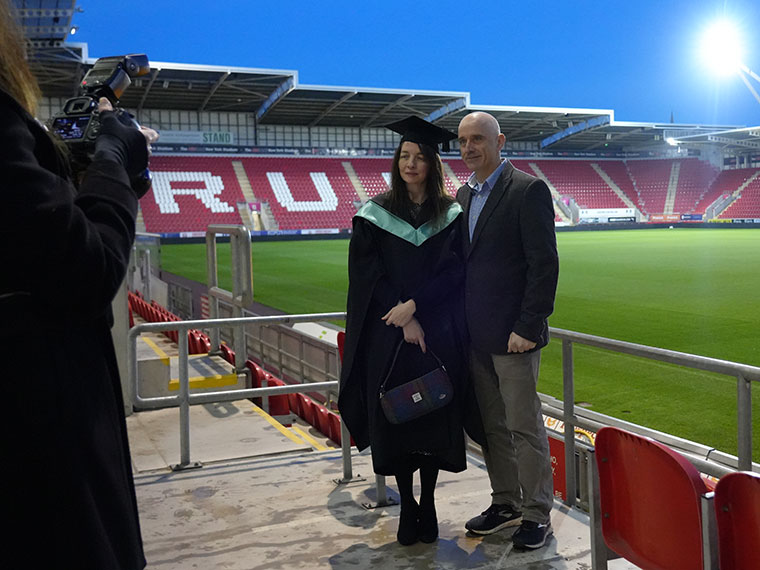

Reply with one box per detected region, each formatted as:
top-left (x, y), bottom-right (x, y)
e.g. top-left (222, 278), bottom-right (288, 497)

top-left (299, 337), bottom-right (305, 382)
top-left (335, 346), bottom-right (355, 483)
top-left (172, 330), bottom-right (201, 470)
top-left (737, 373), bottom-right (752, 470)
top-left (206, 232), bottom-right (221, 350)
top-left (587, 449), bottom-right (610, 569)
top-left (340, 416), bottom-right (353, 482)
top-left (562, 338), bottom-right (577, 506)
top-left (143, 249), bottom-right (152, 301)
top-left (701, 492), bottom-right (718, 570)
top-left (376, 475), bottom-right (388, 505)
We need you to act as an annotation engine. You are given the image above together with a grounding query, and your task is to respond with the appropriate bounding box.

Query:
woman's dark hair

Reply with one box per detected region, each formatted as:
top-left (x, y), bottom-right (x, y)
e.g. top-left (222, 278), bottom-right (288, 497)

top-left (0, 0), bottom-right (41, 115)
top-left (389, 141), bottom-right (453, 219)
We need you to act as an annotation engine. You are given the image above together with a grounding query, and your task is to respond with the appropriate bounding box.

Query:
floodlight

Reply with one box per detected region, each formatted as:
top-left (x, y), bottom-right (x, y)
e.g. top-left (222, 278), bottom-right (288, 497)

top-left (700, 20), bottom-right (743, 77)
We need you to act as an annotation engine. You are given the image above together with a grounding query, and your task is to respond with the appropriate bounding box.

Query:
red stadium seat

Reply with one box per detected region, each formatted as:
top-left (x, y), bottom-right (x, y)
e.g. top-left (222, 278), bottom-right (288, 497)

top-left (714, 471), bottom-right (760, 570)
top-left (314, 406), bottom-right (330, 437)
top-left (327, 412), bottom-right (342, 445)
top-left (594, 426), bottom-right (713, 570)
top-left (220, 343), bottom-right (235, 364)
top-left (300, 397), bottom-right (316, 426)
top-left (287, 392), bottom-right (300, 416)
top-left (337, 331), bottom-right (345, 361)
top-left (296, 393), bottom-right (310, 422)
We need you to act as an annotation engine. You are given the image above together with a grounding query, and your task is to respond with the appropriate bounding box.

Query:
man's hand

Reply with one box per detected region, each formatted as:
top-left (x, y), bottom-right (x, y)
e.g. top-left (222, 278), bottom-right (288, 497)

top-left (382, 299), bottom-right (416, 328)
top-left (402, 317), bottom-right (426, 353)
top-left (507, 332), bottom-right (536, 353)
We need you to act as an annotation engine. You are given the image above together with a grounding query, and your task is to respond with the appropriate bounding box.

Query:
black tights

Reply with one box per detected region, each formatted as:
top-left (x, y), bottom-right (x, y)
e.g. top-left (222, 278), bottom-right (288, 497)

top-left (394, 464), bottom-right (439, 509)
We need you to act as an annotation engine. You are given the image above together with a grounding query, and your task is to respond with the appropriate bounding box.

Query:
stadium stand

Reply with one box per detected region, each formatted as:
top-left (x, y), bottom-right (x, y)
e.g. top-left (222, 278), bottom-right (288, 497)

top-left (143, 156), bottom-right (245, 233)
top-left (349, 158), bottom-right (392, 198)
top-left (717, 169), bottom-right (760, 219)
top-left (625, 159), bottom-right (673, 214)
top-left (672, 158), bottom-right (720, 214)
top-left (239, 157), bottom-right (360, 230)
top-left (139, 156), bottom-right (760, 233)
top-left (516, 160), bottom-right (627, 209)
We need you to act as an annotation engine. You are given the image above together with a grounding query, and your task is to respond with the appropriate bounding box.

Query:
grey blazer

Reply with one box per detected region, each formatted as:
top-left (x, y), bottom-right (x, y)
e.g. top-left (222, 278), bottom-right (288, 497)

top-left (456, 161), bottom-right (559, 354)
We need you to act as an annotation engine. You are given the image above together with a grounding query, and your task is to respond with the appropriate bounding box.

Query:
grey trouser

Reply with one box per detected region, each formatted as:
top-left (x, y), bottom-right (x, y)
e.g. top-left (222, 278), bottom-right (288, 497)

top-left (470, 347), bottom-right (554, 524)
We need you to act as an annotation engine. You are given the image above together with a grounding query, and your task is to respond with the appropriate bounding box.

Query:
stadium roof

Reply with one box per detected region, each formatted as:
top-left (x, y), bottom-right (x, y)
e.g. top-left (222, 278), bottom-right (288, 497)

top-left (19, 27), bottom-right (747, 153)
top-left (670, 126), bottom-right (760, 153)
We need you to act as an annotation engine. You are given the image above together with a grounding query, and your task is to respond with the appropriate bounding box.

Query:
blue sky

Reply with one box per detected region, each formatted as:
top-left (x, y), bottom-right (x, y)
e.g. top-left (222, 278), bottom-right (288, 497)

top-left (71, 0), bottom-right (760, 127)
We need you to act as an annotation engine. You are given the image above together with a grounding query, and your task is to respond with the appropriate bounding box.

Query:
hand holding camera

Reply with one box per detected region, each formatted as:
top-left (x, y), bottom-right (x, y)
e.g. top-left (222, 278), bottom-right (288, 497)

top-left (93, 98), bottom-right (158, 197)
top-left (50, 54), bottom-right (158, 197)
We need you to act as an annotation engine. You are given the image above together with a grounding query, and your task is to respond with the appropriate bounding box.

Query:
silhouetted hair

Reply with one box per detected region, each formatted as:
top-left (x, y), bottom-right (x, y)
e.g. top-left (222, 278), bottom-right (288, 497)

top-left (389, 141), bottom-right (453, 220)
top-left (0, 0), bottom-right (41, 115)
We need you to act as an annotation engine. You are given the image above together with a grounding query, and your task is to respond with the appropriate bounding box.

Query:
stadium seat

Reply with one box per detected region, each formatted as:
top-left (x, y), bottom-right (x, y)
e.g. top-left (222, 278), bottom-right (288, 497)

top-left (296, 393), bottom-right (310, 422)
top-left (300, 396), bottom-right (316, 426)
top-left (220, 344), bottom-right (235, 365)
top-left (287, 392), bottom-right (300, 416)
top-left (261, 374), bottom-right (291, 418)
top-left (593, 426), bottom-right (714, 570)
top-left (714, 471), bottom-right (760, 570)
top-left (314, 406), bottom-right (330, 437)
top-left (327, 412), bottom-right (342, 445)
top-left (337, 331), bottom-right (345, 361)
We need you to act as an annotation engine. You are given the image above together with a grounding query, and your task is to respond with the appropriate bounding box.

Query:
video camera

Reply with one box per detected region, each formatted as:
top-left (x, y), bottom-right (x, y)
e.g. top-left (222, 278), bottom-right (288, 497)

top-left (50, 54), bottom-right (151, 188)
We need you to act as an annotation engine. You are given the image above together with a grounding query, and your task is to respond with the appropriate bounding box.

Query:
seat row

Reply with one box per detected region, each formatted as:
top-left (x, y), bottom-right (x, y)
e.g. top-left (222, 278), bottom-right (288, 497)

top-left (128, 292), bottom-right (211, 355)
top-left (593, 426), bottom-right (759, 570)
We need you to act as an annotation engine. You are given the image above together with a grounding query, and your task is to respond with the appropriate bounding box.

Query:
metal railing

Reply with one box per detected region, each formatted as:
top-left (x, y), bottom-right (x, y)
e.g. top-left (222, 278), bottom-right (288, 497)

top-left (128, 312), bottom-right (353, 478)
top-left (128, 312), bottom-right (759, 510)
top-left (550, 327), bottom-right (760, 507)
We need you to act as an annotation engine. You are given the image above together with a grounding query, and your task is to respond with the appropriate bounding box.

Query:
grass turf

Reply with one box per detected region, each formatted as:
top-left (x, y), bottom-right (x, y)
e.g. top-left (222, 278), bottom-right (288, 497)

top-left (160, 228), bottom-right (760, 458)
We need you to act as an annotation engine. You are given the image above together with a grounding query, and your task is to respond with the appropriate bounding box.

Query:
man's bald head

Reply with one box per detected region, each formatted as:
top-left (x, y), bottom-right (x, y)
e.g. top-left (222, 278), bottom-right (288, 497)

top-left (460, 112), bottom-right (501, 138)
top-left (458, 112), bottom-right (505, 182)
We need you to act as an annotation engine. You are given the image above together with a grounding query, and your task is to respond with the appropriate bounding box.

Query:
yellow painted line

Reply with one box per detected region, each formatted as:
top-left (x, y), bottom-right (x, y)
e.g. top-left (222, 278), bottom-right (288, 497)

top-left (141, 336), bottom-right (170, 365)
top-left (249, 405), bottom-right (308, 447)
top-left (291, 425), bottom-right (329, 451)
top-left (168, 374), bottom-right (238, 391)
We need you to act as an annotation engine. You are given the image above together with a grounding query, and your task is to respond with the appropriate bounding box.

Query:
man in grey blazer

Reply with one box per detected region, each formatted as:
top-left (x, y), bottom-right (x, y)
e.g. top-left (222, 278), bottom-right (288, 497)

top-left (456, 112), bottom-right (559, 550)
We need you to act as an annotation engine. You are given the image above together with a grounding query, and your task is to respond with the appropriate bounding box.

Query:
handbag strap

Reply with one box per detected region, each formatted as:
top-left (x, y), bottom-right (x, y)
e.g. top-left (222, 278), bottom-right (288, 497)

top-left (379, 338), bottom-right (445, 396)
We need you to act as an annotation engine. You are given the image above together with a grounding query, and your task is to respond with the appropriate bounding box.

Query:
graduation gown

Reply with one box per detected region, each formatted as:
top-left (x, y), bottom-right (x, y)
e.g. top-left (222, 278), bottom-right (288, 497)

top-left (0, 88), bottom-right (146, 569)
top-left (338, 193), bottom-right (469, 476)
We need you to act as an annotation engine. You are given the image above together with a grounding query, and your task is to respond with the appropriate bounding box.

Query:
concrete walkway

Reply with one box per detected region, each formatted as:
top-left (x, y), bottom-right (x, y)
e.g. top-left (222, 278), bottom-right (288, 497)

top-left (128, 400), bottom-right (639, 569)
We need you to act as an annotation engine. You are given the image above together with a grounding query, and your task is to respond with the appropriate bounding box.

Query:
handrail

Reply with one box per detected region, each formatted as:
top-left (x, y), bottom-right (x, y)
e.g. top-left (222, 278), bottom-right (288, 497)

top-left (127, 312), bottom-right (758, 504)
top-left (128, 312), bottom-right (348, 473)
top-left (549, 327), bottom-right (759, 504)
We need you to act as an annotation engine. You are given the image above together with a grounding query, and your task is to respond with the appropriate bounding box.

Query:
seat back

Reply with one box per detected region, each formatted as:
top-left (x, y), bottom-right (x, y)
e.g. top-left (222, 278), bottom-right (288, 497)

top-left (337, 331), bottom-right (345, 361)
top-left (714, 471), bottom-right (760, 570)
top-left (595, 426), bottom-right (709, 570)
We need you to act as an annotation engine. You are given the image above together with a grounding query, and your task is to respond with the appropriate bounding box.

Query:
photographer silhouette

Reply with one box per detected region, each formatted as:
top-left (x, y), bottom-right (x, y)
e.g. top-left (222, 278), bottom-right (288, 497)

top-left (0, 1), bottom-right (156, 568)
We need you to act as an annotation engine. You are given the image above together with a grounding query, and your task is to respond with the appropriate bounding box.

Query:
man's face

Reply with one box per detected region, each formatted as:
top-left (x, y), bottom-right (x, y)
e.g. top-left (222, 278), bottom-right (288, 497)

top-left (457, 114), bottom-right (504, 179)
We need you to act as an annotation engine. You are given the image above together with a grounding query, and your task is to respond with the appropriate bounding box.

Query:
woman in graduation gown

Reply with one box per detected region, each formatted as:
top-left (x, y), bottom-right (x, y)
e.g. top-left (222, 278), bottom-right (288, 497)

top-left (339, 116), bottom-right (471, 546)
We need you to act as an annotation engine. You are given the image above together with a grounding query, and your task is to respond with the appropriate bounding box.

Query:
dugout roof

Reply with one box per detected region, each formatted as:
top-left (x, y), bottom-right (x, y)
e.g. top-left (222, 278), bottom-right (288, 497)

top-left (17, 16), bottom-right (743, 154)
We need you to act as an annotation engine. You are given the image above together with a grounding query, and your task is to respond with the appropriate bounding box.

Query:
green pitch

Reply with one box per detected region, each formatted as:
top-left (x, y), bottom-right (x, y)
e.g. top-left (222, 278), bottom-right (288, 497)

top-left (161, 228), bottom-right (760, 458)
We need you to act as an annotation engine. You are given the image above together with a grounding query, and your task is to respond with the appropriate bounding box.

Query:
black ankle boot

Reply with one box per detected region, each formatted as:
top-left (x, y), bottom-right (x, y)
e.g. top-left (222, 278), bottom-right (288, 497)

top-left (418, 503), bottom-right (438, 543)
top-left (397, 503), bottom-right (419, 546)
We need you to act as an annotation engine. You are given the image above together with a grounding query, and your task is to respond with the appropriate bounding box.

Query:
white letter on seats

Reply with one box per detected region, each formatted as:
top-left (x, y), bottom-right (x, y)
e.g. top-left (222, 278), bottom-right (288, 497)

top-left (266, 172), bottom-right (338, 211)
top-left (151, 171), bottom-right (235, 214)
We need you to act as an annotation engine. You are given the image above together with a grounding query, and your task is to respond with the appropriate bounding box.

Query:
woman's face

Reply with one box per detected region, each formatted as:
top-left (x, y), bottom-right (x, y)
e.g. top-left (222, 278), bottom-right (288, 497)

top-left (398, 141), bottom-right (430, 187)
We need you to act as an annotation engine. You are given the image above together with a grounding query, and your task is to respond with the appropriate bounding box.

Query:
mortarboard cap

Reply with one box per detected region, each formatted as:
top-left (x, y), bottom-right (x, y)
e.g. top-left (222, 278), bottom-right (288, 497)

top-left (385, 115), bottom-right (458, 153)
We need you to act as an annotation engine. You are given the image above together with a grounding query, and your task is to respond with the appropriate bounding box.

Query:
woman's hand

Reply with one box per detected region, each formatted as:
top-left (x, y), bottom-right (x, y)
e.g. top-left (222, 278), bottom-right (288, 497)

top-left (94, 98), bottom-right (158, 181)
top-left (402, 317), bottom-right (426, 353)
top-left (382, 299), bottom-right (416, 328)
top-left (97, 98), bottom-right (159, 148)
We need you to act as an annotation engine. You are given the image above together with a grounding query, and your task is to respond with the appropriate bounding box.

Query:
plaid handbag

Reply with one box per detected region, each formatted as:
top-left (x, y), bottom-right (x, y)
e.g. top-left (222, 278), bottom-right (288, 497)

top-left (378, 340), bottom-right (453, 424)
